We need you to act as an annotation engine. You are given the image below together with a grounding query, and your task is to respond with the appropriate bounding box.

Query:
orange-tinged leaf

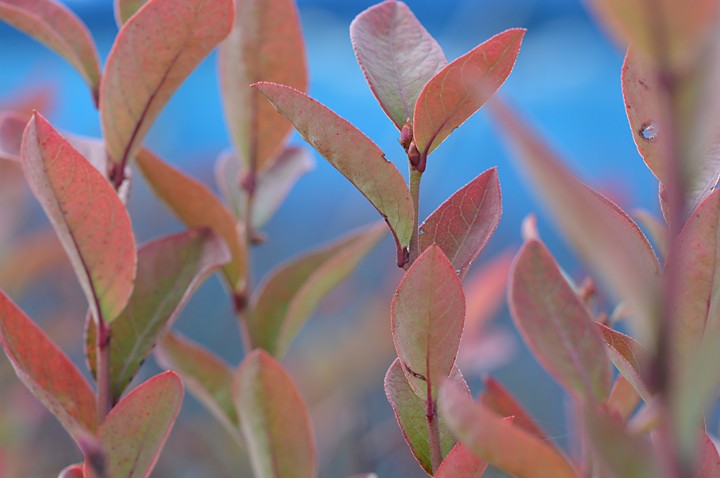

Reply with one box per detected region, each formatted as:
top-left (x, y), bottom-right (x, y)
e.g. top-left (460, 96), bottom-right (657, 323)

top-left (419, 167), bottom-right (501, 279)
top-left (21, 113), bottom-right (136, 323)
top-left (596, 323), bottom-right (652, 402)
top-left (253, 82), bottom-right (414, 262)
top-left (440, 381), bottom-right (578, 478)
top-left (480, 376), bottom-right (549, 441)
top-left (233, 350), bottom-right (316, 478)
top-left (391, 245), bottom-right (465, 398)
top-left (100, 0), bottom-right (234, 166)
top-left (0, 291), bottom-right (97, 441)
top-left (413, 29), bottom-right (524, 159)
top-left (219, 0), bottom-right (307, 171)
top-left (349, 0), bottom-right (447, 130)
top-left (510, 239), bottom-right (612, 402)
top-left (251, 222), bottom-right (386, 356)
top-left (0, 111), bottom-right (25, 162)
top-left (0, 0), bottom-right (100, 102)
top-left (97, 371), bottom-right (183, 478)
top-left (435, 442), bottom-right (489, 478)
top-left (114, 0), bottom-right (147, 25)
top-left (136, 149), bottom-right (246, 292)
top-left (607, 375), bottom-right (641, 419)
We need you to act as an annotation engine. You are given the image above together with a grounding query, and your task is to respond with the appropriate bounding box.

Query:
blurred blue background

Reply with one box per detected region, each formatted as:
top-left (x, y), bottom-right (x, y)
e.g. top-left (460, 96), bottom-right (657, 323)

top-left (0, 1), bottom-right (662, 477)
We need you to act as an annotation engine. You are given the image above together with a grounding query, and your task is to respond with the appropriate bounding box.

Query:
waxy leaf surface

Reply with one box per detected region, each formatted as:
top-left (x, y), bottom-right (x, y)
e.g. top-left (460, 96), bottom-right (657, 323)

top-left (253, 83), bottom-right (414, 258)
top-left (101, 0), bottom-right (233, 165)
top-left (219, 0), bottom-right (306, 171)
top-left (114, 0), bottom-right (147, 25)
top-left (0, 291), bottom-right (97, 441)
top-left (0, 111), bottom-right (25, 161)
top-left (349, 0), bottom-right (447, 130)
top-left (251, 222), bottom-right (386, 356)
top-left (435, 442), bottom-right (489, 478)
top-left (596, 323), bottom-right (652, 402)
top-left (510, 239), bottom-right (611, 402)
top-left (480, 376), bottom-right (549, 441)
top-left (440, 381), bottom-right (577, 478)
top-left (0, 0), bottom-right (100, 101)
top-left (21, 113), bottom-right (135, 322)
top-left (233, 350), bottom-right (316, 478)
top-left (391, 245), bottom-right (465, 398)
top-left (413, 29), bottom-right (524, 158)
top-left (86, 229), bottom-right (230, 400)
top-left (97, 371), bottom-right (183, 478)
top-left (136, 149), bottom-right (246, 292)
top-left (419, 168), bottom-right (501, 279)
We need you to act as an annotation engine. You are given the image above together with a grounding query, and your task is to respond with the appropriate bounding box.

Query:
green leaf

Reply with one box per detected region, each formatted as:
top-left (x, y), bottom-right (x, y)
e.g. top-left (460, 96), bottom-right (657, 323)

top-left (440, 380), bottom-right (578, 478)
top-left (219, 0), bottom-right (307, 171)
top-left (596, 323), bottom-right (652, 402)
top-left (480, 376), bottom-right (549, 442)
top-left (391, 245), bottom-right (465, 399)
top-left (136, 148), bottom-right (247, 292)
top-left (251, 222), bottom-right (386, 356)
top-left (21, 113), bottom-right (136, 323)
top-left (100, 0), bottom-right (234, 166)
top-left (0, 0), bottom-right (100, 102)
top-left (0, 291), bottom-right (97, 442)
top-left (419, 168), bottom-right (501, 279)
top-left (97, 371), bottom-right (183, 478)
top-left (510, 239), bottom-right (612, 402)
top-left (86, 228), bottom-right (230, 400)
top-left (114, 0), bottom-right (148, 25)
top-left (349, 0), bottom-right (447, 130)
top-left (413, 28), bottom-right (524, 158)
top-left (253, 82), bottom-right (414, 263)
top-left (233, 350), bottom-right (316, 478)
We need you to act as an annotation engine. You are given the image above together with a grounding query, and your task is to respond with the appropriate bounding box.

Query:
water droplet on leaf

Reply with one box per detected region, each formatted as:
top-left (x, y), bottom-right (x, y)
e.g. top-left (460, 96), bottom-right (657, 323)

top-left (639, 122), bottom-right (657, 142)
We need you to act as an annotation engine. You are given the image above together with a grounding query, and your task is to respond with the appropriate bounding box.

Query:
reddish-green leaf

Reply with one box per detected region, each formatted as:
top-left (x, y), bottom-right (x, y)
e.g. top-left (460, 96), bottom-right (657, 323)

top-left (233, 350), bottom-right (316, 478)
top-left (391, 245), bottom-right (465, 398)
top-left (100, 0), bottom-right (234, 166)
top-left (419, 167), bottom-right (501, 279)
top-left (97, 371), bottom-right (183, 478)
top-left (491, 100), bottom-right (660, 344)
top-left (136, 149), bottom-right (246, 292)
top-left (596, 323), bottom-right (652, 402)
top-left (114, 0), bottom-right (147, 25)
top-left (440, 381), bottom-right (577, 478)
top-left (510, 239), bottom-right (611, 402)
top-left (251, 222), bottom-right (386, 356)
top-left (0, 111), bottom-right (25, 162)
top-left (0, 291), bottom-right (97, 441)
top-left (384, 358), bottom-right (466, 474)
top-left (413, 29), bottom-right (524, 159)
top-left (253, 82), bottom-right (414, 262)
top-left (156, 332), bottom-right (240, 442)
top-left (480, 376), bottom-right (549, 441)
top-left (697, 432), bottom-right (720, 478)
top-left (436, 442), bottom-right (489, 478)
top-left (0, 0), bottom-right (100, 102)
top-left (86, 229), bottom-right (230, 400)
top-left (21, 113), bottom-right (135, 323)
top-left (219, 0), bottom-right (307, 171)
top-left (349, 0), bottom-right (447, 130)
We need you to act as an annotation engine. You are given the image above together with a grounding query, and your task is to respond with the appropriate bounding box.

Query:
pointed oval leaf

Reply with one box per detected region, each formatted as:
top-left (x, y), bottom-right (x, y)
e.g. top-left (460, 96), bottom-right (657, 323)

top-left (440, 381), bottom-right (578, 478)
top-left (233, 350), bottom-right (316, 478)
top-left (0, 291), bottom-right (97, 441)
top-left (391, 245), bottom-right (465, 398)
top-left (100, 0), bottom-right (234, 165)
top-left (114, 0), bottom-right (147, 25)
top-left (253, 82), bottom-right (414, 258)
top-left (0, 111), bottom-right (26, 162)
top-left (413, 28), bottom-right (524, 158)
top-left (21, 113), bottom-right (136, 322)
top-left (419, 167), bottom-right (501, 279)
top-left (251, 222), bottom-right (386, 356)
top-left (86, 229), bottom-right (230, 400)
top-left (136, 149), bottom-right (246, 292)
top-left (510, 239), bottom-right (612, 402)
top-left (435, 442), bottom-right (489, 478)
top-left (219, 0), bottom-right (307, 170)
top-left (596, 323), bottom-right (652, 402)
top-left (349, 0), bottom-right (447, 130)
top-left (480, 376), bottom-right (549, 442)
top-left (491, 100), bottom-right (661, 344)
top-left (98, 371), bottom-right (183, 478)
top-left (0, 0), bottom-right (100, 101)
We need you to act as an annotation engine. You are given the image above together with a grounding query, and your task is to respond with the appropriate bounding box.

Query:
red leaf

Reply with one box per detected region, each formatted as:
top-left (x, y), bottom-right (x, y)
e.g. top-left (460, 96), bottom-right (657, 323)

top-left (350, 0), bottom-right (447, 130)
top-left (509, 239), bottom-right (612, 402)
top-left (607, 375), bottom-right (641, 419)
top-left (413, 28), bottom-right (524, 158)
top-left (419, 167), bottom-right (501, 279)
top-left (480, 376), bottom-right (549, 442)
top-left (596, 323), bottom-right (652, 402)
top-left (58, 464), bottom-right (85, 478)
top-left (219, 0), bottom-right (307, 171)
top-left (391, 245), bottom-right (465, 399)
top-left (435, 442), bottom-right (489, 478)
top-left (100, 0), bottom-right (234, 166)
top-left (21, 113), bottom-right (136, 323)
top-left (697, 432), bottom-right (720, 478)
top-left (0, 0), bottom-right (100, 102)
top-left (233, 350), bottom-right (316, 478)
top-left (0, 291), bottom-right (97, 442)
